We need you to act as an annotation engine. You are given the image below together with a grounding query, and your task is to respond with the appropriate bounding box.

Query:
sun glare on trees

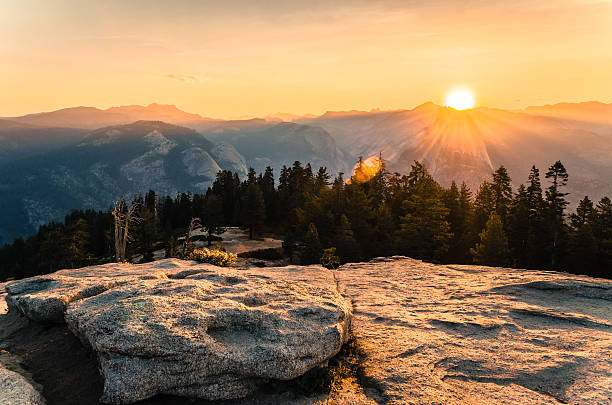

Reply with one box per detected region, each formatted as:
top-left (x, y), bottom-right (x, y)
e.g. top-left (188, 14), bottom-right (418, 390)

top-left (445, 88), bottom-right (475, 110)
top-left (350, 156), bottom-right (383, 183)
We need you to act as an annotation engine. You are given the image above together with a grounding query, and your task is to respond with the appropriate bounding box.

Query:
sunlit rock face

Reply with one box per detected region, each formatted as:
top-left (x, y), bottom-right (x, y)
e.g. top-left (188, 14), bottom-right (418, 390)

top-left (209, 142), bottom-right (248, 178)
top-left (2, 258), bottom-right (611, 403)
top-left (202, 121), bottom-right (352, 176)
top-left (4, 260), bottom-right (351, 404)
top-left (336, 257), bottom-right (612, 404)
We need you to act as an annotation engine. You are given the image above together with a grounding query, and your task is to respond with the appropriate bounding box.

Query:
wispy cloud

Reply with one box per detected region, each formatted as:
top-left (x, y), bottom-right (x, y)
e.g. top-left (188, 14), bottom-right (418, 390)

top-left (165, 74), bottom-right (207, 84)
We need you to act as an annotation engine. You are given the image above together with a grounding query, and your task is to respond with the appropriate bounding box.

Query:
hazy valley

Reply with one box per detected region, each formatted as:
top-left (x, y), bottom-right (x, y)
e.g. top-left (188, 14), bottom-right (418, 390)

top-left (1, 101), bottom-right (612, 244)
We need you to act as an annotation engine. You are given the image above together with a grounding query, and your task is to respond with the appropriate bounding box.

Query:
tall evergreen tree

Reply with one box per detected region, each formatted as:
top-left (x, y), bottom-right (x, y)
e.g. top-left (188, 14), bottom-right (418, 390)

top-left (444, 181), bottom-right (469, 262)
top-left (260, 166), bottom-right (279, 223)
top-left (491, 166), bottom-right (513, 225)
top-left (241, 182), bottom-right (266, 239)
top-left (472, 181), bottom-right (496, 239)
top-left (507, 185), bottom-right (530, 266)
top-left (134, 206), bottom-right (158, 263)
top-left (523, 165), bottom-right (548, 267)
top-left (569, 196), bottom-right (595, 230)
top-left (201, 193), bottom-right (225, 246)
top-left (344, 182), bottom-right (374, 255)
top-left (470, 213), bottom-right (510, 267)
top-left (545, 160), bottom-right (569, 267)
top-left (302, 222), bottom-right (322, 265)
top-left (334, 214), bottom-right (361, 262)
top-left (314, 166), bottom-right (332, 192)
top-left (594, 197), bottom-right (612, 276)
top-left (453, 182), bottom-right (474, 263)
top-left (395, 166), bottom-right (451, 261)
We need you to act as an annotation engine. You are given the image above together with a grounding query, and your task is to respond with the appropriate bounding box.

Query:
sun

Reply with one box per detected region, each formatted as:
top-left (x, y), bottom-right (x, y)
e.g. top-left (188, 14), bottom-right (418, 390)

top-left (445, 88), bottom-right (475, 110)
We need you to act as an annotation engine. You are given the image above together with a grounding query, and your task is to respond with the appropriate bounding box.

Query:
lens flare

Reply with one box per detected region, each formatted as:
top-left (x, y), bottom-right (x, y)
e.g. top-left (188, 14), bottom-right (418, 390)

top-left (350, 156), bottom-right (383, 183)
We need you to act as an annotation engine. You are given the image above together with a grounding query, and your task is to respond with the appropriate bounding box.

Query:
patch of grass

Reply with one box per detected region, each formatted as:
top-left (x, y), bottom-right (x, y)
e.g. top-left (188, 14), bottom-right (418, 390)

top-left (291, 333), bottom-right (366, 396)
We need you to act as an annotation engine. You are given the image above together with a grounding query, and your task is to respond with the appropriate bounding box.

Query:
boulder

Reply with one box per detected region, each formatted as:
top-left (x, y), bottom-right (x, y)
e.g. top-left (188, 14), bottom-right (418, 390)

top-left (4, 261), bottom-right (351, 404)
top-left (0, 360), bottom-right (45, 405)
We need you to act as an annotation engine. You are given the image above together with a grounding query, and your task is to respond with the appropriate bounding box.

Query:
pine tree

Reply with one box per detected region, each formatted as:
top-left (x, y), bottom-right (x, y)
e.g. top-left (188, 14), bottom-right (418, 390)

top-left (545, 160), bottom-right (569, 267)
top-left (201, 193), bottom-right (225, 246)
top-left (527, 166), bottom-right (543, 212)
top-left (335, 214), bottom-right (361, 262)
top-left (395, 168), bottom-right (451, 261)
top-left (470, 213), bottom-right (510, 267)
top-left (302, 223), bottom-right (322, 265)
top-left (565, 197), bottom-right (598, 273)
top-left (507, 185), bottom-right (530, 266)
top-left (134, 206), bottom-right (158, 262)
top-left (491, 166), bottom-right (513, 225)
top-left (165, 236), bottom-right (178, 258)
top-left (315, 166), bottom-right (331, 192)
top-left (472, 181), bottom-right (496, 240)
top-left (370, 204), bottom-right (396, 258)
top-left (330, 173), bottom-right (346, 216)
top-left (444, 181), bottom-right (462, 262)
top-left (344, 182), bottom-right (374, 254)
top-left (39, 225), bottom-right (67, 272)
top-left (242, 183), bottom-right (266, 239)
top-left (407, 161), bottom-right (427, 188)
top-left (212, 170), bottom-right (241, 224)
top-left (454, 182), bottom-right (474, 262)
top-left (570, 196), bottom-right (595, 230)
top-left (260, 166), bottom-right (279, 223)
top-left (144, 190), bottom-right (157, 216)
top-left (594, 197), bottom-right (612, 276)
top-left (524, 165), bottom-right (547, 267)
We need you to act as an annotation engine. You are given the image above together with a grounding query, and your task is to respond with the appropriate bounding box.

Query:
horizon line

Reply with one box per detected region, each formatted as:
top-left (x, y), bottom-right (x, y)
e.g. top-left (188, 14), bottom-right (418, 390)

top-left (2, 99), bottom-right (611, 122)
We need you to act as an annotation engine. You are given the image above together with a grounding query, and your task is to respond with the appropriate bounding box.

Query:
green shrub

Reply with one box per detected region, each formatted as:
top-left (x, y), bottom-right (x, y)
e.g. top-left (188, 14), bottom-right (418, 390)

top-left (320, 247), bottom-right (340, 269)
top-left (187, 248), bottom-right (237, 267)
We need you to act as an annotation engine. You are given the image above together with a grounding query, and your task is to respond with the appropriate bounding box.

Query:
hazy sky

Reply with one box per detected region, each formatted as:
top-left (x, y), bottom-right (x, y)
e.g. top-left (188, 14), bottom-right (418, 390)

top-left (2, 0), bottom-right (612, 118)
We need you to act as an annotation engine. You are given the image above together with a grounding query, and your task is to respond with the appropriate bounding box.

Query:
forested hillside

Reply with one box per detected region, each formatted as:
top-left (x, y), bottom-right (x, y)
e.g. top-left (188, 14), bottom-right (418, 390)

top-left (1, 159), bottom-right (610, 281)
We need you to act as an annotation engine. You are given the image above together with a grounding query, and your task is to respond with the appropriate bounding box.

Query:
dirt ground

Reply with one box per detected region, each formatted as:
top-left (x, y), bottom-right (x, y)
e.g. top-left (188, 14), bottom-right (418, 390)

top-left (151, 227), bottom-right (284, 261)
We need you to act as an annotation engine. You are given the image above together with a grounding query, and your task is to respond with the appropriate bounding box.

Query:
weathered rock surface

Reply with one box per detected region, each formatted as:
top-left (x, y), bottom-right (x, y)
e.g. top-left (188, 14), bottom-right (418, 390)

top-left (4, 260), bottom-right (351, 404)
top-left (0, 352), bottom-right (46, 405)
top-left (4, 257), bottom-right (612, 404)
top-left (5, 259), bottom-right (198, 323)
top-left (336, 257), bottom-right (612, 404)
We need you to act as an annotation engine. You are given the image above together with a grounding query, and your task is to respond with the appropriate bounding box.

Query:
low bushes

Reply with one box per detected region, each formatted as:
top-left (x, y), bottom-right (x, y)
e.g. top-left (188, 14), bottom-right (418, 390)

top-left (187, 248), bottom-right (237, 267)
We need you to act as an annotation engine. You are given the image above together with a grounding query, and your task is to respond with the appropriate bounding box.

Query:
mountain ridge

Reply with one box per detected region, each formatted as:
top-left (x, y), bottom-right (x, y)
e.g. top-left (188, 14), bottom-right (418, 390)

top-left (2, 101), bottom-right (612, 244)
top-left (3, 103), bottom-right (215, 129)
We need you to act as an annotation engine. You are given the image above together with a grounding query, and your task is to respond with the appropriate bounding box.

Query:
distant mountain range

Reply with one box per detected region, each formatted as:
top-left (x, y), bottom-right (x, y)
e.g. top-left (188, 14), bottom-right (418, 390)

top-left (3, 103), bottom-right (212, 129)
top-left (299, 101), bottom-right (612, 204)
top-left (1, 101), bottom-right (611, 244)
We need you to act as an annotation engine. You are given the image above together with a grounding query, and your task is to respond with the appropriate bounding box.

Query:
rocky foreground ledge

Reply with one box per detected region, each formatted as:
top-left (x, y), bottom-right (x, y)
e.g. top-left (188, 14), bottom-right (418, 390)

top-left (1, 258), bottom-right (611, 404)
top-left (338, 258), bottom-right (612, 404)
top-left (2, 260), bottom-right (351, 404)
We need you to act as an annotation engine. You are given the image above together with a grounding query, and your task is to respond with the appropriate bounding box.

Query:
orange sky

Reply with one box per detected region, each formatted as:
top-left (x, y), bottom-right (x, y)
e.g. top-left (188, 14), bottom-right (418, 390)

top-left (2, 0), bottom-right (612, 118)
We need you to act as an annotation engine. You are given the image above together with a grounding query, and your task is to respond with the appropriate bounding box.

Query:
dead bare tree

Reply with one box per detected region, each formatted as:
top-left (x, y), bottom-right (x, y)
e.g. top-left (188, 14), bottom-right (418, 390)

top-left (112, 197), bottom-right (141, 262)
top-left (182, 217), bottom-right (202, 256)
